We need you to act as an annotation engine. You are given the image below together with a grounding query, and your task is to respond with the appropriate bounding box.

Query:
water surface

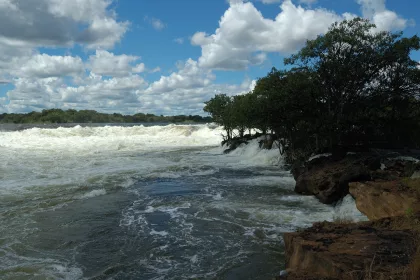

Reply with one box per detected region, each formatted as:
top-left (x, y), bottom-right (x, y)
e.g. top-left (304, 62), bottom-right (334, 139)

top-left (0, 123), bottom-right (366, 279)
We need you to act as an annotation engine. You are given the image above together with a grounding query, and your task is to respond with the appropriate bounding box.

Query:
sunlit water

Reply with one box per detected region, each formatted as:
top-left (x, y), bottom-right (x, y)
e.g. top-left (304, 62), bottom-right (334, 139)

top-left (0, 123), bottom-right (367, 280)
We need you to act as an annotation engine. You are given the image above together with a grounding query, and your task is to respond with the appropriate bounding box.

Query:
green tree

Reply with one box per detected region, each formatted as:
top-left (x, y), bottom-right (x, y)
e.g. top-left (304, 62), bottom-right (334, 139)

top-left (204, 94), bottom-right (234, 140)
top-left (285, 17), bottom-right (420, 150)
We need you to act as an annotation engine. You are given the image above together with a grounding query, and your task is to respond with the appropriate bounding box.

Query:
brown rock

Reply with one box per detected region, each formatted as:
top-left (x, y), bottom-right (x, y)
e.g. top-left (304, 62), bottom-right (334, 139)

top-left (295, 155), bottom-right (373, 204)
top-left (382, 159), bottom-right (420, 178)
top-left (349, 179), bottom-right (420, 220)
top-left (283, 217), bottom-right (417, 280)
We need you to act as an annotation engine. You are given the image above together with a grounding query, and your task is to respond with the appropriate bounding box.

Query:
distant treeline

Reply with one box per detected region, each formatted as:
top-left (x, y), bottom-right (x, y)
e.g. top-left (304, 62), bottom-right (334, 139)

top-left (0, 109), bottom-right (212, 124)
top-left (204, 18), bottom-right (420, 163)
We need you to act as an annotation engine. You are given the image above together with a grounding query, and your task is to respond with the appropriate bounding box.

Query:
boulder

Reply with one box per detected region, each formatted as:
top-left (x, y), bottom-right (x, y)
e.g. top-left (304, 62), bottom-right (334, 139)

top-left (349, 179), bottom-right (420, 220)
top-left (294, 155), bottom-right (374, 204)
top-left (283, 216), bottom-right (418, 280)
top-left (258, 134), bottom-right (276, 150)
top-left (381, 158), bottom-right (420, 178)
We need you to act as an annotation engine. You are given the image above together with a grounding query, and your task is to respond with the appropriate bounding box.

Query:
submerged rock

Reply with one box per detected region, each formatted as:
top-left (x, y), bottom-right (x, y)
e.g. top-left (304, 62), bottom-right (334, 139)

top-left (349, 179), bottom-right (420, 220)
top-left (283, 216), bottom-right (418, 280)
top-left (222, 133), bottom-right (274, 154)
top-left (223, 138), bottom-right (248, 154)
top-left (258, 134), bottom-right (276, 150)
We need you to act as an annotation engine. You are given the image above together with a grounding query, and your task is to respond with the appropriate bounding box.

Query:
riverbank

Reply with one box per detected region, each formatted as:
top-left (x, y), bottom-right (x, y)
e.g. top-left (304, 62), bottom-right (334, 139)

top-left (278, 152), bottom-right (420, 279)
top-left (223, 137), bottom-right (420, 279)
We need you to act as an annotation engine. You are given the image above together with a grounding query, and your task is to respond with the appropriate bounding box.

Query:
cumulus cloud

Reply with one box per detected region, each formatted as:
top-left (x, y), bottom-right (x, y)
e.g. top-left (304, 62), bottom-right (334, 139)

top-left (13, 54), bottom-right (84, 78)
top-left (6, 73), bottom-right (148, 113)
top-left (145, 59), bottom-right (215, 94)
top-left (260, 0), bottom-right (281, 3)
top-left (192, 0), bottom-right (410, 70)
top-left (7, 77), bottom-right (62, 112)
top-left (61, 74), bottom-right (146, 102)
top-left (139, 75), bottom-right (255, 115)
top-left (357, 0), bottom-right (408, 31)
top-left (260, 0), bottom-right (317, 5)
top-left (0, 0), bottom-right (128, 49)
top-left (300, 0), bottom-right (317, 4)
top-left (192, 0), bottom-right (343, 70)
top-left (145, 16), bottom-right (166, 31)
top-left (0, 0), bottom-right (413, 115)
top-left (88, 50), bottom-right (145, 76)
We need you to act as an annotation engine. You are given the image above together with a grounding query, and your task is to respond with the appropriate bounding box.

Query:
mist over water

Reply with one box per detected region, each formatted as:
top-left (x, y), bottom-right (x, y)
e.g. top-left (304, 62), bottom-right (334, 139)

top-left (0, 123), bottom-right (366, 279)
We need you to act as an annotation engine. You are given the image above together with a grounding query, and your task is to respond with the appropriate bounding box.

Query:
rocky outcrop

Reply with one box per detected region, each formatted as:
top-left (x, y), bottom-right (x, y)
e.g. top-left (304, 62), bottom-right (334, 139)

top-left (381, 158), bottom-right (420, 178)
top-left (279, 154), bottom-right (420, 280)
top-left (282, 216), bottom-right (418, 280)
top-left (349, 179), bottom-right (420, 220)
top-left (294, 153), bottom-right (420, 205)
top-left (294, 155), bottom-right (377, 204)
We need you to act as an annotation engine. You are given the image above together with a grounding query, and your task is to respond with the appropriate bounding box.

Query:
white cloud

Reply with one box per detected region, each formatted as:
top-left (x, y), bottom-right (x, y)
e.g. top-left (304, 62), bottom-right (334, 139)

top-left (13, 54), bottom-right (84, 78)
top-left (149, 67), bottom-right (161, 73)
top-left (191, 32), bottom-right (212, 46)
top-left (145, 59), bottom-right (215, 94)
top-left (0, 0), bottom-right (413, 115)
top-left (357, 0), bottom-right (408, 31)
top-left (138, 75), bottom-right (254, 115)
top-left (136, 58), bottom-right (257, 115)
top-left (0, 0), bottom-right (128, 49)
top-left (174, 38), bottom-right (184, 44)
top-left (7, 77), bottom-right (62, 111)
top-left (299, 0), bottom-right (317, 4)
top-left (192, 0), bottom-right (410, 71)
top-left (5, 73), bottom-right (148, 113)
top-left (260, 0), bottom-right (317, 5)
top-left (145, 16), bottom-right (166, 31)
top-left (192, 0), bottom-right (342, 70)
top-left (0, 0), bottom-right (17, 11)
top-left (372, 11), bottom-right (407, 31)
top-left (260, 0), bottom-right (281, 4)
top-left (88, 50), bottom-right (145, 76)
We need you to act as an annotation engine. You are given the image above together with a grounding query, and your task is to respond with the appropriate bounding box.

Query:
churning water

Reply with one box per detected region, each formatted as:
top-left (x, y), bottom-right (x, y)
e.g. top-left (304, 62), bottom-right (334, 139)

top-left (0, 123), bottom-right (366, 280)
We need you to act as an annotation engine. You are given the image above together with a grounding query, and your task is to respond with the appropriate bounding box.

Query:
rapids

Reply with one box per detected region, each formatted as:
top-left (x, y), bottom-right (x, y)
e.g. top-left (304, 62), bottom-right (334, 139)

top-left (0, 123), bottom-right (367, 279)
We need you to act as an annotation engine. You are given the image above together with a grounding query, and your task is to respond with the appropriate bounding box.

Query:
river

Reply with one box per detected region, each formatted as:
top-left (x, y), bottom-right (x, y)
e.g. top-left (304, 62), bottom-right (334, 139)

top-left (0, 123), bottom-right (366, 279)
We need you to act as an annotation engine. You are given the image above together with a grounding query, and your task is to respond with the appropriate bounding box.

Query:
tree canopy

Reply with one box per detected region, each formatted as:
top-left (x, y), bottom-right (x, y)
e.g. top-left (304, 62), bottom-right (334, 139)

top-left (0, 109), bottom-right (212, 124)
top-left (203, 18), bottom-right (420, 163)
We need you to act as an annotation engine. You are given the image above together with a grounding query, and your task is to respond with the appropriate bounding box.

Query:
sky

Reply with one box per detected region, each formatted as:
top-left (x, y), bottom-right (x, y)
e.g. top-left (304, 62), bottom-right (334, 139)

top-left (0, 0), bottom-right (419, 116)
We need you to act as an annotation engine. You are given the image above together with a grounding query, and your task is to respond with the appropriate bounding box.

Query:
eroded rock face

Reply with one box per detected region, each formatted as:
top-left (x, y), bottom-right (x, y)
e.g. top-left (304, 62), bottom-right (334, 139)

top-left (283, 217), bottom-right (417, 280)
top-left (349, 179), bottom-right (420, 220)
top-left (294, 155), bottom-right (375, 204)
top-left (294, 154), bottom-right (420, 205)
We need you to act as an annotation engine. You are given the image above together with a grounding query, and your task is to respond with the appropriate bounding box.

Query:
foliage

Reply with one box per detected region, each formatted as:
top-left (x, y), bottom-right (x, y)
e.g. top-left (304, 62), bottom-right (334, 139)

top-left (203, 18), bottom-right (420, 163)
top-left (0, 109), bottom-right (212, 124)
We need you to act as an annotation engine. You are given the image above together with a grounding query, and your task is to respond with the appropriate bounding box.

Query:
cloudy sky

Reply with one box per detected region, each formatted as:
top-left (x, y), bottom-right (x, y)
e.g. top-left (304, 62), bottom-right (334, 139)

top-left (0, 0), bottom-right (418, 115)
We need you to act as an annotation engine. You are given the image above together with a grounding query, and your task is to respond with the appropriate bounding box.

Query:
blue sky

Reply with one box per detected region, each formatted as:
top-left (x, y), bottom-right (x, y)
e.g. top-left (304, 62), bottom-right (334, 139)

top-left (0, 0), bottom-right (418, 115)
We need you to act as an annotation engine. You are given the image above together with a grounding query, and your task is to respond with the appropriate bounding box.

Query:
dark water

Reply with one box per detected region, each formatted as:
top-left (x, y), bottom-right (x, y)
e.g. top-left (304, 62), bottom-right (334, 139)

top-left (0, 124), bottom-right (359, 279)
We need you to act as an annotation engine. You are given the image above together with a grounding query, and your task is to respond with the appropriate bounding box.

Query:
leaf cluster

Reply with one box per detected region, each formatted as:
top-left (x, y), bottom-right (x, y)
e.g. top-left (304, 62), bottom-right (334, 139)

top-left (203, 18), bottom-right (420, 163)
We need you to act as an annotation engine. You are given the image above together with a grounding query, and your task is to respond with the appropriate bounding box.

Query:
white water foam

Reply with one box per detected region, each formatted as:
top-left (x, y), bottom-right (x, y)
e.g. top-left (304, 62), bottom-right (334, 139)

top-left (333, 194), bottom-right (368, 222)
top-left (0, 124), bottom-right (225, 196)
top-left (80, 189), bottom-right (107, 199)
top-left (0, 124), bottom-right (224, 153)
top-left (150, 230), bottom-right (169, 237)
